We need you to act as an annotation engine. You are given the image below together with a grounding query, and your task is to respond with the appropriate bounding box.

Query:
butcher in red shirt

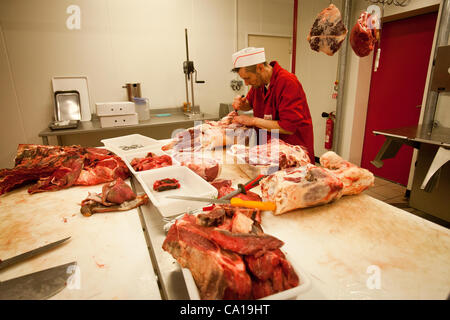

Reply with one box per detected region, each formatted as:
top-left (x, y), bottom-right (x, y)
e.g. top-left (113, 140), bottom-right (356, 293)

top-left (231, 47), bottom-right (315, 163)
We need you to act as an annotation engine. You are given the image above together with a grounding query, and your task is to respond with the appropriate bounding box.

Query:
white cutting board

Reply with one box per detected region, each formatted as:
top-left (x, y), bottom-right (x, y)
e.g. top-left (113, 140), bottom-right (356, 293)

top-left (52, 76), bottom-right (92, 121)
top-left (0, 181), bottom-right (161, 300)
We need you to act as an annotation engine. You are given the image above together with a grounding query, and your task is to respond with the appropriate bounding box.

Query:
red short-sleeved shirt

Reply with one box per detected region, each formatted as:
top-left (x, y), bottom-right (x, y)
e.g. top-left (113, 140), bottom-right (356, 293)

top-left (246, 61), bottom-right (315, 163)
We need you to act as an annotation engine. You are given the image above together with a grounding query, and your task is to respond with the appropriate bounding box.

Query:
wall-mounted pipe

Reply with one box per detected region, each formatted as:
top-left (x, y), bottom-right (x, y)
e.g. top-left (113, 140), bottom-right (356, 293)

top-left (291, 0), bottom-right (298, 73)
top-left (333, 0), bottom-right (352, 155)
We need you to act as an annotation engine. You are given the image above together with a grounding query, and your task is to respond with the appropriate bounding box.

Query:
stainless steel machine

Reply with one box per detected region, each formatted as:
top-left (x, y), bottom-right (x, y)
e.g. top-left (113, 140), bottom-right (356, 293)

top-left (183, 28), bottom-right (205, 119)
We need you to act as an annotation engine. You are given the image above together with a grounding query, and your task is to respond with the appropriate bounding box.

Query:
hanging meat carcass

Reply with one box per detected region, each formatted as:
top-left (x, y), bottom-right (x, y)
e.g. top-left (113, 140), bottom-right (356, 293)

top-left (350, 11), bottom-right (379, 57)
top-left (307, 4), bottom-right (348, 56)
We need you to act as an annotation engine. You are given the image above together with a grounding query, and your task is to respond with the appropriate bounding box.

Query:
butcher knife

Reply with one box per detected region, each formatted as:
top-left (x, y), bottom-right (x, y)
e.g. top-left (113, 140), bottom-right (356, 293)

top-left (166, 195), bottom-right (276, 211)
top-left (0, 237), bottom-right (71, 271)
top-left (0, 261), bottom-right (77, 300)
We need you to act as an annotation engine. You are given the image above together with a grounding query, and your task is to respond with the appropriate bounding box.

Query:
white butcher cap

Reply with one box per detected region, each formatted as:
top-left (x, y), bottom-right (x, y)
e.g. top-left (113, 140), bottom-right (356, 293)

top-left (232, 47), bottom-right (266, 69)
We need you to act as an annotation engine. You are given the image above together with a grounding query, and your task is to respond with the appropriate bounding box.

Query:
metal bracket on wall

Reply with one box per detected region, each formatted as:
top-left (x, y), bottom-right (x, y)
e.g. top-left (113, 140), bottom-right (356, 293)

top-left (370, 136), bottom-right (420, 168)
top-left (420, 146), bottom-right (450, 192)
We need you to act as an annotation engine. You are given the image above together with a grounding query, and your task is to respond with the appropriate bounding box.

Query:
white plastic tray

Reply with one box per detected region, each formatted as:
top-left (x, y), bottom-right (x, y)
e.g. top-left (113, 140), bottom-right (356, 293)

top-left (181, 251), bottom-right (312, 300)
top-left (137, 166), bottom-right (218, 218)
top-left (122, 147), bottom-right (180, 176)
top-left (101, 134), bottom-right (159, 155)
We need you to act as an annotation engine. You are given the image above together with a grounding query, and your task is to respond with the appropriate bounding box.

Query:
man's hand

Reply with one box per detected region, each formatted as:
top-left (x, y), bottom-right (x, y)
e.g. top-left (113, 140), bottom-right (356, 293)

top-left (232, 115), bottom-right (255, 126)
top-left (232, 95), bottom-right (248, 111)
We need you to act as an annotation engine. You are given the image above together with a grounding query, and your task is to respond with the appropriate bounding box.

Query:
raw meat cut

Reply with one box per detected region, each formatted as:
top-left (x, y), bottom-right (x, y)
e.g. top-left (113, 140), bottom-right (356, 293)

top-left (172, 153), bottom-right (220, 182)
top-left (27, 156), bottom-right (84, 194)
top-left (210, 179), bottom-right (262, 201)
top-left (153, 178), bottom-right (180, 192)
top-left (0, 144), bottom-right (130, 195)
top-left (245, 249), bottom-right (299, 299)
top-left (162, 214), bottom-right (252, 300)
top-left (162, 111), bottom-right (252, 153)
top-left (80, 178), bottom-right (149, 216)
top-left (260, 164), bottom-right (344, 215)
top-left (80, 194), bottom-right (149, 216)
top-left (231, 139), bottom-right (311, 167)
top-left (209, 229), bottom-right (284, 257)
top-left (73, 156), bottom-right (129, 186)
top-left (100, 177), bottom-right (137, 205)
top-left (130, 152), bottom-right (173, 172)
top-left (319, 151), bottom-right (374, 195)
top-left (350, 11), bottom-right (379, 57)
top-left (230, 139), bottom-right (311, 179)
top-left (196, 207), bottom-right (226, 227)
top-left (230, 212), bottom-right (254, 234)
top-left (307, 4), bottom-right (348, 56)
top-left (162, 213), bottom-right (300, 299)
top-left (210, 179), bottom-right (233, 194)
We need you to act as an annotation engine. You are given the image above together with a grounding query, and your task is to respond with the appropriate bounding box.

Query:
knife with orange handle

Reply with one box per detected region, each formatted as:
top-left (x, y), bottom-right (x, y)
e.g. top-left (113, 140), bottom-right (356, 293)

top-left (166, 195), bottom-right (276, 211)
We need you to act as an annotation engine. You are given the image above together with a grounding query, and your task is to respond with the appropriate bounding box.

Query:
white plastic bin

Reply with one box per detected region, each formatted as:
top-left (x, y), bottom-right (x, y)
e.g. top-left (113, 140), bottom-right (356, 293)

top-left (137, 166), bottom-right (218, 218)
top-left (101, 134), bottom-right (158, 155)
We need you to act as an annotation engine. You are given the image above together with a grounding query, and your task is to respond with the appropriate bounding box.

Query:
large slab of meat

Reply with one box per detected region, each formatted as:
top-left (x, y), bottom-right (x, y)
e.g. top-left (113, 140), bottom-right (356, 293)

top-left (163, 209), bottom-right (300, 300)
top-left (320, 151), bottom-right (374, 195)
top-left (350, 11), bottom-right (379, 57)
top-left (260, 164), bottom-right (344, 215)
top-left (0, 144), bottom-right (130, 195)
top-left (307, 4), bottom-right (348, 56)
top-left (230, 139), bottom-right (311, 179)
top-left (162, 111), bottom-right (252, 153)
top-left (231, 138), bottom-right (311, 167)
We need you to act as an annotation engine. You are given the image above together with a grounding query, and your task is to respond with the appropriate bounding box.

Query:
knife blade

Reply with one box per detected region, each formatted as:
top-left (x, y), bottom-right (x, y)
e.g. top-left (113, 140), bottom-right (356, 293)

top-left (0, 261), bottom-right (77, 300)
top-left (0, 237), bottom-right (71, 271)
top-left (166, 195), bottom-right (276, 211)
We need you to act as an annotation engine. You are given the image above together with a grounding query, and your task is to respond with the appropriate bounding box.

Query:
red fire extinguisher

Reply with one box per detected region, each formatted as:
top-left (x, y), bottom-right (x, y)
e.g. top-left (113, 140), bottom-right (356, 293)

top-left (322, 112), bottom-right (335, 150)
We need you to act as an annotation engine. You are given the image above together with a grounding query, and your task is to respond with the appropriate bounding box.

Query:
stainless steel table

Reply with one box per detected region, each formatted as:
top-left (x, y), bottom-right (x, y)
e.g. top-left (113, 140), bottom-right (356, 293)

top-left (372, 124), bottom-right (450, 222)
top-left (371, 125), bottom-right (450, 168)
top-left (132, 159), bottom-right (450, 300)
top-left (38, 110), bottom-right (218, 145)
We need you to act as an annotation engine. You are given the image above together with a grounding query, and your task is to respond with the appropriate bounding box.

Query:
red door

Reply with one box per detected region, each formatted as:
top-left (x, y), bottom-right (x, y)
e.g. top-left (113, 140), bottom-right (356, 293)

top-left (360, 12), bottom-right (437, 186)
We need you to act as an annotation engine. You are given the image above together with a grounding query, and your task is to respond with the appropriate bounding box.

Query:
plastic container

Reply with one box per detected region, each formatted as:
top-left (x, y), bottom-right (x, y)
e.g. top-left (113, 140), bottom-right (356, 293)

top-left (122, 147), bottom-right (180, 176)
top-left (133, 97), bottom-right (150, 121)
top-left (101, 134), bottom-right (158, 155)
top-left (137, 166), bottom-right (218, 218)
top-left (181, 251), bottom-right (312, 300)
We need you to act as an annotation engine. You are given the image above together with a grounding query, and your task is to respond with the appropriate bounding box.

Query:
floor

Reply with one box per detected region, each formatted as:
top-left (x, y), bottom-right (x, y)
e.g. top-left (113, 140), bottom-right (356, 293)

top-left (364, 176), bottom-right (449, 229)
